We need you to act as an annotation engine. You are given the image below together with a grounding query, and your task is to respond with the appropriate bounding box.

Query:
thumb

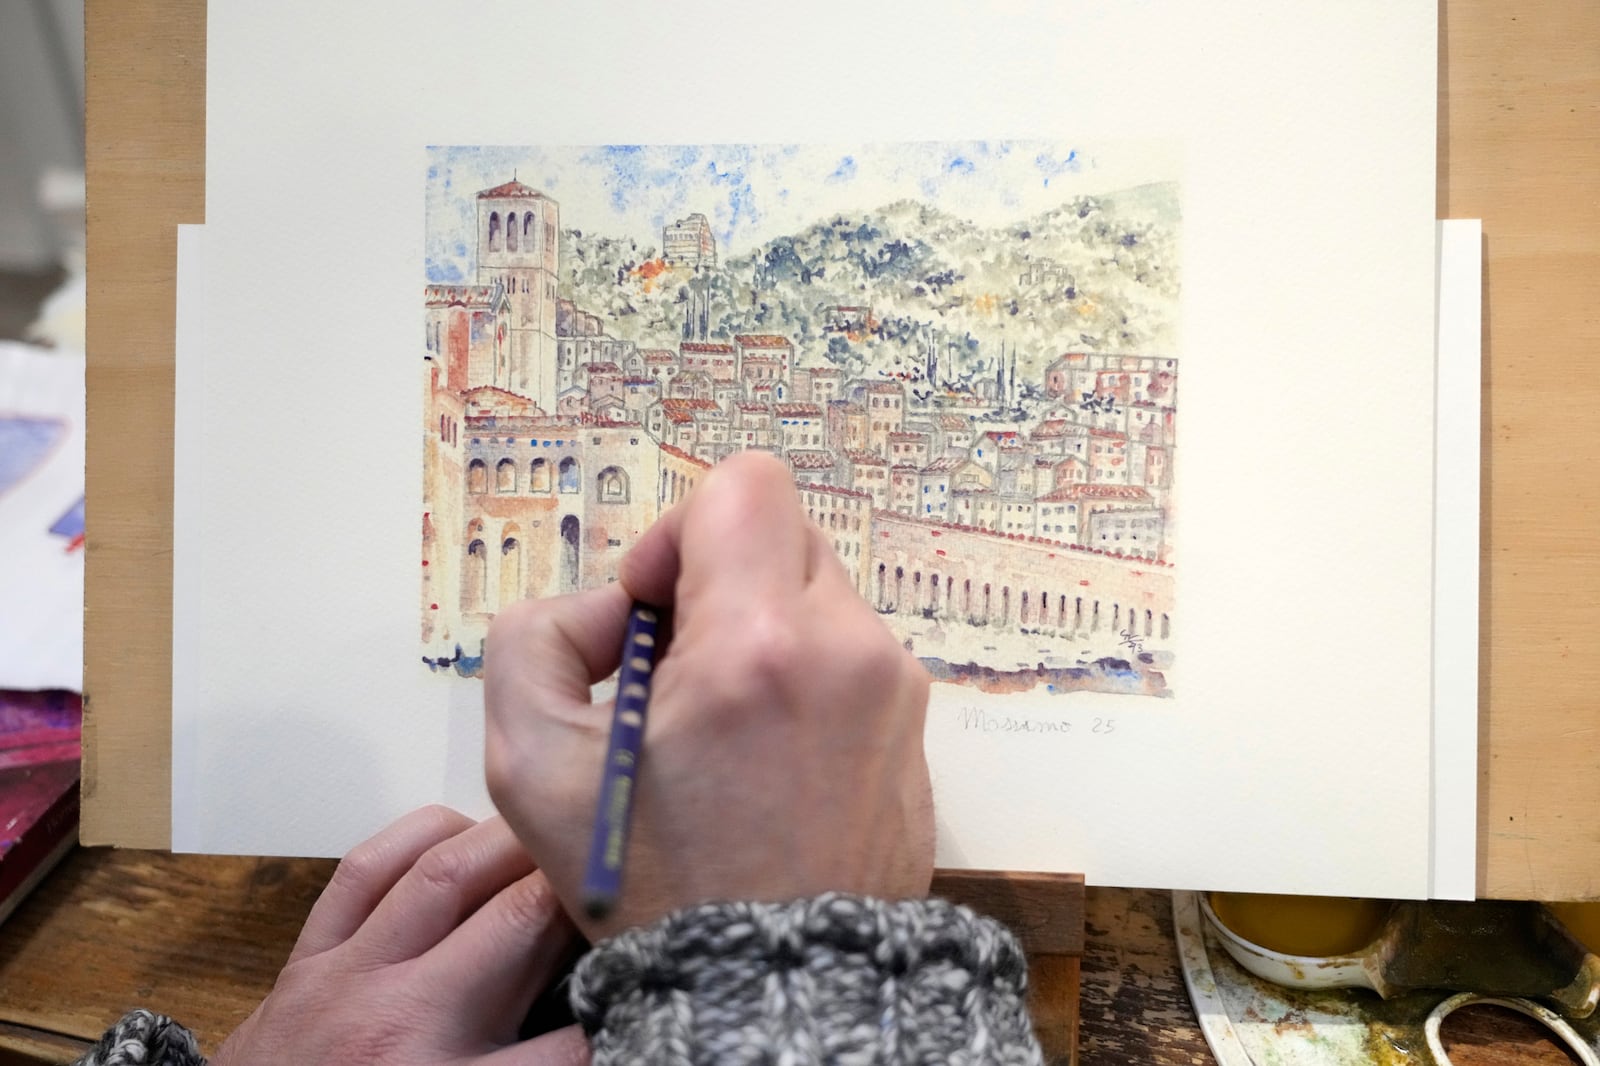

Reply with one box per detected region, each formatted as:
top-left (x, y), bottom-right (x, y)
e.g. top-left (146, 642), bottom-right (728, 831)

top-left (486, 584), bottom-right (633, 710)
top-left (484, 585), bottom-right (631, 828)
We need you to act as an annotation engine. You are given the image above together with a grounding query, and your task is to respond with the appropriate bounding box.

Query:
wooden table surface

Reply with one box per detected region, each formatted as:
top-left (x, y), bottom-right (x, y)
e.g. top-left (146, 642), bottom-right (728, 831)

top-left (0, 849), bottom-right (1193, 1065)
top-left (3, 848), bottom-right (1584, 1065)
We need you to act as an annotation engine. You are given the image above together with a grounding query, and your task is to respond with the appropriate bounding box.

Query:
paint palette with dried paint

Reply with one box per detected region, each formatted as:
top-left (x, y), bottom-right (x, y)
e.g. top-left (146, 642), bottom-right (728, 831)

top-left (1176, 892), bottom-right (1600, 1066)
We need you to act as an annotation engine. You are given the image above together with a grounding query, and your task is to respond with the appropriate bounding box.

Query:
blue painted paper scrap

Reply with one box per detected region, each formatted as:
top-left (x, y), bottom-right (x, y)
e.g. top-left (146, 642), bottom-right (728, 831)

top-left (0, 418), bottom-right (67, 498)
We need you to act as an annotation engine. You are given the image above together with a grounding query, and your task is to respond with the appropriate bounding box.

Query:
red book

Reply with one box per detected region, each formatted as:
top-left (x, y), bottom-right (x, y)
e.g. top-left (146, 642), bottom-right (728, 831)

top-left (0, 690), bottom-right (81, 924)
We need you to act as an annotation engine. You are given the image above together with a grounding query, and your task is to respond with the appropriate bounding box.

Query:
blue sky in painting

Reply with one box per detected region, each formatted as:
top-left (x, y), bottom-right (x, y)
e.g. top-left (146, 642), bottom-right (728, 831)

top-left (424, 141), bottom-right (1175, 284)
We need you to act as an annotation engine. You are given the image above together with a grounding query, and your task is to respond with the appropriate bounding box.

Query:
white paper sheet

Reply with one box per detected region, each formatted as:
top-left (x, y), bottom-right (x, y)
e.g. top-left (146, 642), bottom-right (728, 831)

top-left (0, 341), bottom-right (83, 691)
top-left (172, 223), bottom-right (205, 852)
top-left (181, 0), bottom-right (1441, 895)
top-left (1431, 220), bottom-right (1483, 900)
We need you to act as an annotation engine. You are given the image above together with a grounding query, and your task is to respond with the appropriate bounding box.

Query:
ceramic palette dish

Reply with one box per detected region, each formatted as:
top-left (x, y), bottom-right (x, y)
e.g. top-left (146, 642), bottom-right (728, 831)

top-left (1175, 892), bottom-right (1600, 1066)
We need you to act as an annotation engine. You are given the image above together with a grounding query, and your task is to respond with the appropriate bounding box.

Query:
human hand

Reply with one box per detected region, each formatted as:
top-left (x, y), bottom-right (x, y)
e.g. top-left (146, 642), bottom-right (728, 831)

top-left (484, 450), bottom-right (934, 942)
top-left (212, 807), bottom-right (588, 1066)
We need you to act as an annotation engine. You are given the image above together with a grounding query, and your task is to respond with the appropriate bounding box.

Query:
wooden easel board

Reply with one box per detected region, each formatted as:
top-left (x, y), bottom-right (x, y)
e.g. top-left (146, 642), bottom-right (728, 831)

top-left (83, 0), bottom-right (1600, 900)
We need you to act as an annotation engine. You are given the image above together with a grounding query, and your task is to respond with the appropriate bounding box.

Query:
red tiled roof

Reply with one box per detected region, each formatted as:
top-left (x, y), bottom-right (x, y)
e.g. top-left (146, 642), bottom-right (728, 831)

top-left (735, 402), bottom-right (772, 412)
top-left (887, 431), bottom-right (927, 441)
top-left (461, 385), bottom-right (535, 404)
top-left (1088, 428), bottom-right (1127, 440)
top-left (845, 451), bottom-right (887, 466)
top-left (623, 377), bottom-right (657, 386)
top-left (774, 403), bottom-right (823, 417)
top-left (1064, 484), bottom-right (1153, 502)
top-left (478, 179), bottom-right (545, 199)
top-left (740, 355), bottom-right (779, 365)
top-left (681, 342), bottom-right (734, 353)
top-left (734, 334), bottom-right (792, 348)
top-left (582, 361), bottom-right (621, 373)
top-left (642, 350), bottom-right (678, 364)
top-left (787, 450), bottom-right (836, 469)
top-left (659, 444), bottom-right (712, 469)
top-left (921, 457), bottom-right (960, 473)
top-left (797, 481), bottom-right (869, 500)
top-left (864, 381), bottom-right (903, 393)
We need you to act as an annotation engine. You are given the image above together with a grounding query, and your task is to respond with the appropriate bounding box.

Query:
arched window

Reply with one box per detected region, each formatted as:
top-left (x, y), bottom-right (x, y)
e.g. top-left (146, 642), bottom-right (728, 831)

top-left (558, 456), bottom-right (580, 493)
top-left (499, 536), bottom-right (521, 608)
top-left (529, 457), bottom-right (550, 493)
top-left (894, 566), bottom-right (904, 613)
top-left (464, 539), bottom-right (487, 611)
top-left (505, 212), bottom-right (518, 252)
top-left (496, 457), bottom-right (516, 493)
top-left (467, 458), bottom-right (487, 495)
top-left (597, 466), bottom-right (628, 502)
top-left (524, 212), bottom-right (535, 245)
top-left (929, 573), bottom-right (941, 615)
top-left (876, 563), bottom-right (887, 610)
top-left (488, 212), bottom-right (501, 252)
top-left (1001, 586), bottom-right (1011, 625)
top-left (560, 515), bottom-right (580, 592)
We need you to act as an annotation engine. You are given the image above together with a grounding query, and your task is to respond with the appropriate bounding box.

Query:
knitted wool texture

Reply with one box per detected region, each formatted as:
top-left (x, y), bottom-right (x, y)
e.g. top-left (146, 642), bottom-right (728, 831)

top-left (73, 1009), bottom-right (205, 1066)
top-left (572, 893), bottom-right (1045, 1065)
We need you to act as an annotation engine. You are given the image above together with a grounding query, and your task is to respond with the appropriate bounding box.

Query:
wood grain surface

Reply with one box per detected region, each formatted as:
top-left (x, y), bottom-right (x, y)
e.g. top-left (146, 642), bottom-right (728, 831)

top-left (0, 848), bottom-right (1158, 1065)
top-left (1437, 0), bottom-right (1600, 901)
top-left (81, 0), bottom-right (205, 849)
top-left (79, 0), bottom-right (1600, 893)
top-left (3, 851), bottom-right (1584, 1065)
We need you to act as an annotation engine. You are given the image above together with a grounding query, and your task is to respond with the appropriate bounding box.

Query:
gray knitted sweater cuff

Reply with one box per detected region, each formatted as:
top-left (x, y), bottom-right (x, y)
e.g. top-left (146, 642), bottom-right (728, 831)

top-left (571, 893), bottom-right (1044, 1065)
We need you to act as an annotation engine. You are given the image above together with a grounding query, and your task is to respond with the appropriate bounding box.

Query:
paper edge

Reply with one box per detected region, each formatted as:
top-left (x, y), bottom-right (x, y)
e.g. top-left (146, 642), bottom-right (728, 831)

top-left (1430, 218), bottom-right (1483, 900)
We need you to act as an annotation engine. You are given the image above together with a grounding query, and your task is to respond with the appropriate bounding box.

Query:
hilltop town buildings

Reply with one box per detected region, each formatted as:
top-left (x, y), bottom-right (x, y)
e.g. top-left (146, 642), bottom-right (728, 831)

top-left (423, 178), bottom-right (1178, 677)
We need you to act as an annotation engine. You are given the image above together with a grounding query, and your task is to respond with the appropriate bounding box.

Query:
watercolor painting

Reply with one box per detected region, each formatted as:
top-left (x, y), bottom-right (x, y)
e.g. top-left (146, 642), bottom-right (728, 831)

top-left (421, 143), bottom-right (1180, 696)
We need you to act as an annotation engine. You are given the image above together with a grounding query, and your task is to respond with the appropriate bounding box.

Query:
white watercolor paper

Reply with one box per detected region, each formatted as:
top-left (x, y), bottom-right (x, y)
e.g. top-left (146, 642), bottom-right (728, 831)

top-left (180, 0), bottom-right (1441, 895)
top-left (1431, 220), bottom-right (1483, 901)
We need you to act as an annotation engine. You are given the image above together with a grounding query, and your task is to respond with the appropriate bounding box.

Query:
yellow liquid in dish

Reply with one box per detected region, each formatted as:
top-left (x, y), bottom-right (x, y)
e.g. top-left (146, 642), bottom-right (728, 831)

top-left (1549, 902), bottom-right (1600, 953)
top-left (1209, 892), bottom-right (1392, 957)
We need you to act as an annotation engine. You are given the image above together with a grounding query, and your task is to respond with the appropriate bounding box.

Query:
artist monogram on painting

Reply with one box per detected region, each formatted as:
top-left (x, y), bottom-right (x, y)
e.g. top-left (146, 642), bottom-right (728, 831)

top-left (420, 143), bottom-right (1180, 698)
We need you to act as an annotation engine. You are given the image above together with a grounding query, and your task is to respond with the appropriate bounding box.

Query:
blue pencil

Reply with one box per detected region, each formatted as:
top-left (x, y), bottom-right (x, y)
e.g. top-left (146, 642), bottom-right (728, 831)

top-left (581, 602), bottom-right (662, 921)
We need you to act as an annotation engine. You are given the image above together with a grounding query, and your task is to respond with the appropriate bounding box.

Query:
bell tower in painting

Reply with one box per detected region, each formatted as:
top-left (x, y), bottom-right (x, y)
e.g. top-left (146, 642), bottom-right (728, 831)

top-left (475, 177), bottom-right (560, 413)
